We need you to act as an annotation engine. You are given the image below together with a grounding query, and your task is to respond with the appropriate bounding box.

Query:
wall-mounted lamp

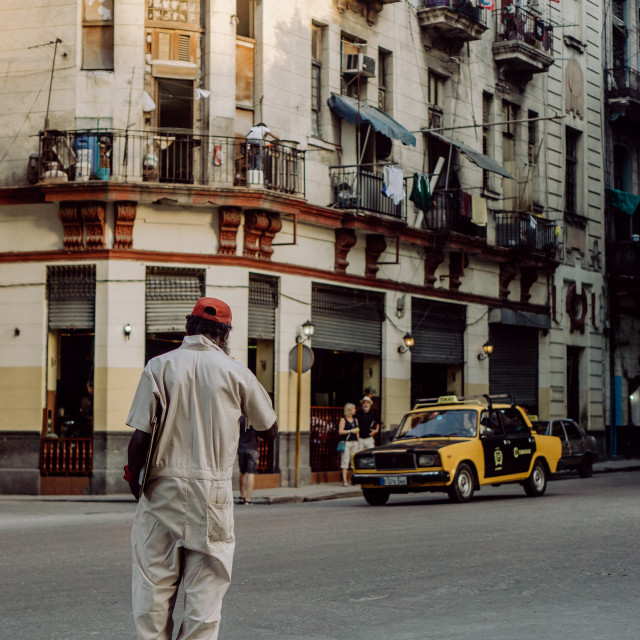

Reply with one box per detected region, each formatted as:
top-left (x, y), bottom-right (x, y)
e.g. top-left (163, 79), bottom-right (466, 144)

top-left (123, 323), bottom-right (132, 340)
top-left (398, 332), bottom-right (415, 353)
top-left (297, 319), bottom-right (315, 343)
top-left (14, 327), bottom-right (20, 337)
top-left (477, 341), bottom-right (493, 360)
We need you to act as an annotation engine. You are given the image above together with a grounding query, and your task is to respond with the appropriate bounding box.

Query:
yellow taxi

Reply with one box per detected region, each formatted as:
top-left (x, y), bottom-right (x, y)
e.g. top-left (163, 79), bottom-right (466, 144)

top-left (351, 394), bottom-right (561, 506)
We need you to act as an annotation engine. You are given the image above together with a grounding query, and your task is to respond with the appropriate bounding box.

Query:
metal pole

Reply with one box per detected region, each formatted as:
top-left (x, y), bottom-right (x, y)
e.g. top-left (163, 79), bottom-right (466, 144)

top-left (44, 38), bottom-right (62, 131)
top-left (294, 339), bottom-right (303, 487)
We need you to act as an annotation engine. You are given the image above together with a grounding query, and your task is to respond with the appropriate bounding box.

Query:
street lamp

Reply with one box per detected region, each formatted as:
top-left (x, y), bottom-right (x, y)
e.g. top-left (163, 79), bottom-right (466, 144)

top-left (477, 341), bottom-right (493, 360)
top-left (397, 332), bottom-right (414, 354)
top-left (295, 319), bottom-right (315, 487)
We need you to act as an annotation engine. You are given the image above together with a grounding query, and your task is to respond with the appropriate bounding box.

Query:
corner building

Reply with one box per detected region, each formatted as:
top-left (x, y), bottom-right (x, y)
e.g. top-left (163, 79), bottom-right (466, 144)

top-left (0, 1), bottom-right (609, 494)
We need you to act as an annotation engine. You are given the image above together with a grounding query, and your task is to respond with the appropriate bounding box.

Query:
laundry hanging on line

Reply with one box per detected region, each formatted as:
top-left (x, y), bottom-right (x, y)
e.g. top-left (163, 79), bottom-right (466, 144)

top-left (382, 165), bottom-right (406, 205)
top-left (409, 173), bottom-right (432, 214)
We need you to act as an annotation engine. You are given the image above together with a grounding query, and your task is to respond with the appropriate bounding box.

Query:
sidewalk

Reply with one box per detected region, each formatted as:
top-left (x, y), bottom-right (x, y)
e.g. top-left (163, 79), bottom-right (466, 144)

top-left (2, 457), bottom-right (638, 504)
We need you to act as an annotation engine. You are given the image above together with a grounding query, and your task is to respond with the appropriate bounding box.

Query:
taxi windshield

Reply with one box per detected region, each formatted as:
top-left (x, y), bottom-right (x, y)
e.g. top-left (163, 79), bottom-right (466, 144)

top-left (395, 409), bottom-right (478, 439)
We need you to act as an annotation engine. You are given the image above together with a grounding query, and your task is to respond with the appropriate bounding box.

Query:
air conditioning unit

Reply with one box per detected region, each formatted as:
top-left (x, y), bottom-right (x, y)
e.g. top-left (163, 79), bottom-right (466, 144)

top-left (343, 53), bottom-right (376, 78)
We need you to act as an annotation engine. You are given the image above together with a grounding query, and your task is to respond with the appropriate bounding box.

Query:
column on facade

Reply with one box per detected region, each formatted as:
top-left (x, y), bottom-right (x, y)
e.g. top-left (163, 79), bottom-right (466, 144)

top-left (465, 304), bottom-right (490, 398)
top-left (93, 260), bottom-right (146, 493)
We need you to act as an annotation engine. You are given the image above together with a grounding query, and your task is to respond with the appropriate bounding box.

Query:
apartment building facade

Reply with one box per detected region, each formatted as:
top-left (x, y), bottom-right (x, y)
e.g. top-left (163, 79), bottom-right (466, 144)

top-left (0, 0), bottom-right (611, 494)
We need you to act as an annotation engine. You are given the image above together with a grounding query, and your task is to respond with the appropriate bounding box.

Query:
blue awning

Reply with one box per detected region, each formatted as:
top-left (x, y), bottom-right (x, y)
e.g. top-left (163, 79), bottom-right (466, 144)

top-left (428, 131), bottom-right (514, 179)
top-left (328, 93), bottom-right (417, 147)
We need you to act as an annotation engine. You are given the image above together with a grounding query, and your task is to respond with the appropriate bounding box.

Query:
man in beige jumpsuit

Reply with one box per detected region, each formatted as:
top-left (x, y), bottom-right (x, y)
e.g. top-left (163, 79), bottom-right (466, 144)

top-left (124, 297), bottom-right (277, 640)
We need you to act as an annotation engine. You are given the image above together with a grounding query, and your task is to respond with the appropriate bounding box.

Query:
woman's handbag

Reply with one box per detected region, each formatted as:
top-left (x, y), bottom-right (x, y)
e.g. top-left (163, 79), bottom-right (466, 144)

top-left (337, 440), bottom-right (346, 453)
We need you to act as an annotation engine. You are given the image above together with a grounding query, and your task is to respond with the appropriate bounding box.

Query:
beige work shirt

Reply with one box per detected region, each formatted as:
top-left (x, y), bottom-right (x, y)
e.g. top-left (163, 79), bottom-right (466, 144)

top-left (127, 334), bottom-right (276, 482)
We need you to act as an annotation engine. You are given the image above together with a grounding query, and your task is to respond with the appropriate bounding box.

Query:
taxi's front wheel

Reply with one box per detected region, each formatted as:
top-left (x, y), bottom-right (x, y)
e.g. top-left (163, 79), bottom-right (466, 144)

top-left (523, 459), bottom-right (547, 497)
top-left (362, 488), bottom-right (390, 506)
top-left (448, 463), bottom-right (475, 503)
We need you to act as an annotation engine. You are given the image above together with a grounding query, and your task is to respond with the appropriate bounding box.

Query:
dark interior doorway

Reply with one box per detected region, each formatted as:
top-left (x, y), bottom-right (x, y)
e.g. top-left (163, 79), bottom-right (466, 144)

top-left (55, 331), bottom-right (94, 437)
top-left (411, 362), bottom-right (448, 406)
top-left (567, 346), bottom-right (581, 423)
top-left (311, 349), bottom-right (364, 408)
top-left (146, 333), bottom-right (183, 363)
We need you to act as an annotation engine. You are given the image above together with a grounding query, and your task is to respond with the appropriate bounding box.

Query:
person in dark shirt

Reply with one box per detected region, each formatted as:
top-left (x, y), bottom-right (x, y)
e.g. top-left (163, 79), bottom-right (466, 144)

top-left (238, 416), bottom-right (259, 504)
top-left (356, 395), bottom-right (380, 450)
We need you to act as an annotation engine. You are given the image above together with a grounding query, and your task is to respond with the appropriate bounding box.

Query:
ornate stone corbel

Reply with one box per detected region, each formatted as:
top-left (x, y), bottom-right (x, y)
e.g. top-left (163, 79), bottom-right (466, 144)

top-left (424, 248), bottom-right (445, 287)
top-left (449, 251), bottom-right (469, 291)
top-left (365, 234), bottom-right (387, 278)
top-left (520, 266), bottom-right (539, 304)
top-left (335, 228), bottom-right (357, 273)
top-left (335, 0), bottom-right (383, 25)
top-left (259, 213), bottom-right (282, 260)
top-left (80, 202), bottom-right (106, 250)
top-left (58, 204), bottom-right (83, 251)
top-left (499, 262), bottom-right (518, 300)
top-left (244, 210), bottom-right (271, 257)
top-left (114, 201), bottom-right (137, 249)
top-left (218, 207), bottom-right (242, 255)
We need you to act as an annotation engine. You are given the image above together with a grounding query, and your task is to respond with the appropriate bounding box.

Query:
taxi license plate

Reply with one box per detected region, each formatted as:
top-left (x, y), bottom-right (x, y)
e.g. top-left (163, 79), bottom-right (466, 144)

top-left (381, 476), bottom-right (407, 486)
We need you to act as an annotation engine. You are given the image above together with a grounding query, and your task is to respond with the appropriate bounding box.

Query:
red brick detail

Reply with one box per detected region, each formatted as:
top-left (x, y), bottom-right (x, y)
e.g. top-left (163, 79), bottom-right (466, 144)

top-left (58, 204), bottom-right (83, 251)
top-left (424, 248), bottom-right (445, 287)
top-left (499, 262), bottom-right (518, 300)
top-left (449, 251), bottom-right (469, 291)
top-left (114, 201), bottom-right (136, 249)
top-left (334, 228), bottom-right (357, 273)
top-left (365, 234), bottom-right (388, 278)
top-left (520, 267), bottom-right (539, 304)
top-left (244, 210), bottom-right (271, 258)
top-left (218, 207), bottom-right (242, 255)
top-left (259, 213), bottom-right (282, 260)
top-left (80, 202), bottom-right (106, 250)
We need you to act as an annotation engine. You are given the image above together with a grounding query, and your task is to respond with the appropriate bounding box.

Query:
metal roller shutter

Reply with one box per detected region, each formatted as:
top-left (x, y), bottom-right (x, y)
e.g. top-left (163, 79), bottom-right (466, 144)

top-left (311, 284), bottom-right (384, 354)
top-left (248, 273), bottom-right (278, 339)
top-left (47, 265), bottom-right (96, 329)
top-left (411, 299), bottom-right (465, 364)
top-left (146, 267), bottom-right (205, 333)
top-left (489, 324), bottom-right (538, 411)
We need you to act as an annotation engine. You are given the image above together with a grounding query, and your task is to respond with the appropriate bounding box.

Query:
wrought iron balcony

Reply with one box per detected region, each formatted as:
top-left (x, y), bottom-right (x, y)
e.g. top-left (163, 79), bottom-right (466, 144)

top-left (422, 190), bottom-right (487, 239)
top-left (417, 0), bottom-right (488, 44)
top-left (329, 164), bottom-right (407, 220)
top-left (36, 129), bottom-right (305, 197)
top-left (605, 67), bottom-right (640, 123)
top-left (608, 240), bottom-right (640, 277)
top-left (492, 8), bottom-right (554, 75)
top-left (495, 211), bottom-right (556, 257)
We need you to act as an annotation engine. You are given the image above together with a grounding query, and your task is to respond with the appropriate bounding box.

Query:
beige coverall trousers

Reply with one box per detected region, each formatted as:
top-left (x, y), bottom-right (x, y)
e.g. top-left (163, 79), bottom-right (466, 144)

top-left (132, 476), bottom-right (235, 640)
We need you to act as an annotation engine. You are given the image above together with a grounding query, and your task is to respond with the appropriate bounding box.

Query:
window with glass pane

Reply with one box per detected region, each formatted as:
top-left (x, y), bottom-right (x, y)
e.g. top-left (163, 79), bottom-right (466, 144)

top-left (565, 128), bottom-right (579, 215)
top-left (83, 0), bottom-right (114, 71)
top-left (311, 24), bottom-right (323, 138)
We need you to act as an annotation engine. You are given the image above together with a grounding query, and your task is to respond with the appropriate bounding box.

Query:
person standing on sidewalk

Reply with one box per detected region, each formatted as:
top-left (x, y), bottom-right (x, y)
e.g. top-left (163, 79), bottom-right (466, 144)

top-left (356, 395), bottom-right (380, 451)
top-left (237, 416), bottom-right (259, 504)
top-left (338, 402), bottom-right (359, 487)
top-left (124, 297), bottom-right (277, 640)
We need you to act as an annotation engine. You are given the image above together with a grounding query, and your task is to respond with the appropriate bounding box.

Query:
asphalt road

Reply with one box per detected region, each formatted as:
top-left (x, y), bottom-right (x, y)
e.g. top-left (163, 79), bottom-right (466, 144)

top-left (1, 471), bottom-right (638, 640)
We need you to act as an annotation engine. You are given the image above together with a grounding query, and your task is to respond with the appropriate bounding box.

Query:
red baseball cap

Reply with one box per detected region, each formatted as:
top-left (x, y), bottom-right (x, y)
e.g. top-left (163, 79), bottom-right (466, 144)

top-left (189, 297), bottom-right (232, 324)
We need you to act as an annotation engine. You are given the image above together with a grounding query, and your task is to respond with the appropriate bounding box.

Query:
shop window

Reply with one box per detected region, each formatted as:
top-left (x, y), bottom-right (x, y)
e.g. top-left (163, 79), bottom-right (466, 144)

top-left (82, 0), bottom-right (114, 71)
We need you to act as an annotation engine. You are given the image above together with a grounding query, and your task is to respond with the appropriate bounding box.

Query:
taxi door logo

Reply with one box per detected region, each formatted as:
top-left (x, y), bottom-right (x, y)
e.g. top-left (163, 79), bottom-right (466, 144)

top-left (493, 447), bottom-right (503, 471)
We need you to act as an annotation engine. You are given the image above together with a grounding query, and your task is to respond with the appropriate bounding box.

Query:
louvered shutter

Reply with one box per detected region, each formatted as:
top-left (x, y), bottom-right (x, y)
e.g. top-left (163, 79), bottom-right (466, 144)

top-left (411, 299), bottom-right (465, 364)
top-left (248, 273), bottom-right (278, 339)
top-left (47, 265), bottom-right (96, 329)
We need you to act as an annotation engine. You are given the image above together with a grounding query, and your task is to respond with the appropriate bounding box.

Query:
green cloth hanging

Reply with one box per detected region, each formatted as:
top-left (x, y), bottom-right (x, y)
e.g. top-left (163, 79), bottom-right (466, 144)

top-left (409, 173), bottom-right (432, 212)
top-left (608, 188), bottom-right (640, 216)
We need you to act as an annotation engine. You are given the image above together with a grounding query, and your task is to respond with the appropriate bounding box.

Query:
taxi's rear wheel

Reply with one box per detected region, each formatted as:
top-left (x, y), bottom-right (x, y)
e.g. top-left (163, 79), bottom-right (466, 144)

top-left (362, 488), bottom-right (390, 506)
top-left (523, 460), bottom-right (547, 497)
top-left (448, 463), bottom-right (475, 503)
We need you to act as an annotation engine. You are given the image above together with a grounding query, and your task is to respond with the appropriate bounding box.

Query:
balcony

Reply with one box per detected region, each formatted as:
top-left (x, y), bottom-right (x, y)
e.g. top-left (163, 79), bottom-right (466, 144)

top-left (492, 8), bottom-right (554, 76)
top-left (36, 129), bottom-right (305, 197)
top-left (417, 0), bottom-right (488, 44)
top-left (495, 211), bottom-right (556, 257)
top-left (608, 240), bottom-right (640, 278)
top-left (329, 164), bottom-right (407, 220)
top-left (423, 190), bottom-right (487, 239)
top-left (605, 67), bottom-right (640, 124)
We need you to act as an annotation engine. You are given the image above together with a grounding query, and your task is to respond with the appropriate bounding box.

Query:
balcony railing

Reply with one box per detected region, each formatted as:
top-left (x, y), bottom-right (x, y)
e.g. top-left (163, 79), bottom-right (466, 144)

top-left (37, 129), bottom-right (305, 197)
top-left (605, 67), bottom-right (640, 102)
top-left (420, 0), bottom-right (487, 26)
top-left (495, 211), bottom-right (556, 257)
top-left (329, 164), bottom-right (407, 220)
top-left (423, 190), bottom-right (487, 239)
top-left (40, 437), bottom-right (93, 476)
top-left (494, 8), bottom-right (553, 53)
top-left (608, 240), bottom-right (640, 277)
